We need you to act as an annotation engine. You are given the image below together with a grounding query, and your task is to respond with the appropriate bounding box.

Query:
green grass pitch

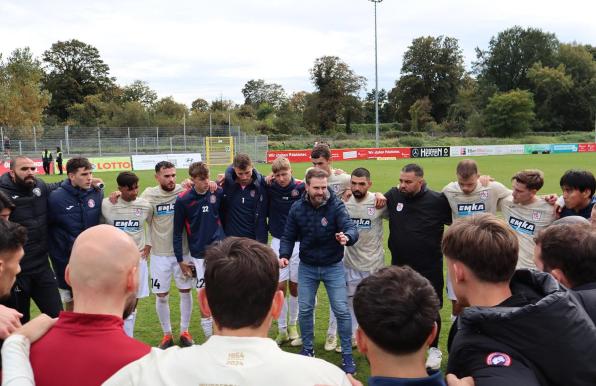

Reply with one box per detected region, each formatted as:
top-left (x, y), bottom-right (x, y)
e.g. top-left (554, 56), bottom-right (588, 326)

top-left (36, 152), bottom-right (596, 382)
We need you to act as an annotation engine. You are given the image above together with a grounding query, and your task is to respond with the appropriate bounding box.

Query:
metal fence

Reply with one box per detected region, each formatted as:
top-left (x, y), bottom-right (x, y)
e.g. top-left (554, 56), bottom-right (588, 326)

top-left (0, 126), bottom-right (269, 163)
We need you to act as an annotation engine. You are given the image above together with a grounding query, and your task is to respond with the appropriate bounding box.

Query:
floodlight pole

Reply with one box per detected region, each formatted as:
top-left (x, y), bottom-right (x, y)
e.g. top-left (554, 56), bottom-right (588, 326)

top-left (370, 0), bottom-right (382, 148)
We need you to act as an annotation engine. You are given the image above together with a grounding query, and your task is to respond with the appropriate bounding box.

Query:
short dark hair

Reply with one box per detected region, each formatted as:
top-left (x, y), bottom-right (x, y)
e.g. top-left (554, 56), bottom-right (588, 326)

top-left (0, 221), bottom-right (27, 254)
top-left (442, 213), bottom-right (518, 283)
top-left (560, 170), bottom-right (596, 197)
top-left (401, 163), bottom-right (424, 177)
top-left (233, 154), bottom-right (252, 170)
top-left (9, 156), bottom-right (30, 171)
top-left (351, 167), bottom-right (370, 179)
top-left (0, 191), bottom-right (15, 213)
top-left (354, 266), bottom-right (439, 355)
top-left (512, 169), bottom-right (544, 191)
top-left (204, 237), bottom-right (279, 329)
top-left (311, 144), bottom-right (331, 160)
top-left (116, 172), bottom-right (139, 189)
top-left (188, 162), bottom-right (209, 179)
top-left (456, 159), bottom-right (478, 179)
top-left (305, 168), bottom-right (329, 184)
top-left (155, 161), bottom-right (175, 173)
top-left (535, 224), bottom-right (596, 288)
top-left (66, 157), bottom-right (92, 174)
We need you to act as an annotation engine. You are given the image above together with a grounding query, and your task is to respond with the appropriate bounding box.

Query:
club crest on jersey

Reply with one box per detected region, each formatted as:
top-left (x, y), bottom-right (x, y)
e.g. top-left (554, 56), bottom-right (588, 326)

top-left (532, 211), bottom-right (541, 221)
top-left (321, 217), bottom-right (328, 226)
top-left (508, 216), bottom-right (536, 235)
top-left (479, 190), bottom-right (489, 201)
top-left (332, 184), bottom-right (340, 192)
top-left (486, 352), bottom-right (511, 367)
top-left (396, 203), bottom-right (403, 212)
top-left (367, 207), bottom-right (375, 216)
top-left (87, 198), bottom-right (95, 208)
top-left (291, 189), bottom-right (299, 197)
top-left (352, 218), bottom-right (372, 229)
top-left (32, 188), bottom-right (41, 197)
top-left (250, 190), bottom-right (256, 198)
top-left (210, 195), bottom-right (217, 204)
top-left (457, 202), bottom-right (485, 216)
top-left (156, 203), bottom-right (175, 215)
top-left (134, 208), bottom-right (142, 217)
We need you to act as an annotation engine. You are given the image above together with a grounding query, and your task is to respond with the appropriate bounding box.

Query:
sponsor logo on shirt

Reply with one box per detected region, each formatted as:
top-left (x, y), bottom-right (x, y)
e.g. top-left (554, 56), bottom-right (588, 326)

top-left (352, 218), bottom-right (372, 229)
top-left (457, 202), bottom-right (486, 216)
top-left (66, 205), bottom-right (74, 211)
top-left (114, 219), bottom-right (141, 232)
top-left (508, 216), bottom-right (536, 235)
top-left (156, 203), bottom-right (175, 216)
top-left (486, 352), bottom-right (511, 367)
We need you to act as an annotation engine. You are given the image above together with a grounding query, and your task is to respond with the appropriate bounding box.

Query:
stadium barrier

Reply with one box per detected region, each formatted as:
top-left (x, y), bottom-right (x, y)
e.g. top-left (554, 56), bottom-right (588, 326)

top-left (54, 156), bottom-right (133, 174)
top-left (0, 158), bottom-right (47, 174)
top-left (131, 153), bottom-right (202, 171)
top-left (266, 147), bottom-right (410, 163)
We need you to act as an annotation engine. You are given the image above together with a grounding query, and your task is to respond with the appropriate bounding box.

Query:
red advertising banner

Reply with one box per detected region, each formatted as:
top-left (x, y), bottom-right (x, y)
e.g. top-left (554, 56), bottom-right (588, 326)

top-left (267, 147), bottom-right (411, 163)
top-left (0, 158), bottom-right (49, 175)
top-left (578, 143), bottom-right (596, 152)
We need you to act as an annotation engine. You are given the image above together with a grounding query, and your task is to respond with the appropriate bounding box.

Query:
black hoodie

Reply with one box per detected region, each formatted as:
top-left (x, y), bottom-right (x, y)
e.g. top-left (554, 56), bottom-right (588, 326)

top-left (448, 270), bottom-right (596, 386)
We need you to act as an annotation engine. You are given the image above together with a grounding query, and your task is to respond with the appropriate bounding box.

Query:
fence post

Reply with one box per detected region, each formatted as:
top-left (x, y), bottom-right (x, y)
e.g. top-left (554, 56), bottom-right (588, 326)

top-left (183, 123), bottom-right (187, 152)
top-left (0, 127), bottom-right (3, 153)
top-left (18, 141), bottom-right (22, 155)
top-left (33, 126), bottom-right (37, 153)
top-left (156, 127), bottom-right (159, 153)
top-left (128, 127), bottom-right (131, 154)
top-left (98, 127), bottom-right (102, 156)
top-left (170, 137), bottom-right (173, 153)
top-left (60, 140), bottom-right (63, 155)
top-left (135, 138), bottom-right (138, 154)
top-left (254, 136), bottom-right (257, 161)
top-left (64, 126), bottom-right (70, 155)
top-left (209, 114), bottom-right (212, 136)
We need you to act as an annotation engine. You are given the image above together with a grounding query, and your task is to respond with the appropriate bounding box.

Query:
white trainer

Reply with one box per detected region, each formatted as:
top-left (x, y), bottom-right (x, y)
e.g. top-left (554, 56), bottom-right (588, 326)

top-left (324, 334), bottom-right (337, 351)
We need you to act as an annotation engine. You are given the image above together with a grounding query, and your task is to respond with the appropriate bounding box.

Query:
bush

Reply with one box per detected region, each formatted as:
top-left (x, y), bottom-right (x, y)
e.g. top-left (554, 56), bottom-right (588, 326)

top-left (399, 136), bottom-right (424, 147)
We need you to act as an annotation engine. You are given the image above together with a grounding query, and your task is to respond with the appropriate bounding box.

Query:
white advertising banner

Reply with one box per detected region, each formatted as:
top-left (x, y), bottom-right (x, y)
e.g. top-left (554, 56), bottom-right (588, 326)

top-left (131, 153), bottom-right (203, 171)
top-left (450, 145), bottom-right (525, 157)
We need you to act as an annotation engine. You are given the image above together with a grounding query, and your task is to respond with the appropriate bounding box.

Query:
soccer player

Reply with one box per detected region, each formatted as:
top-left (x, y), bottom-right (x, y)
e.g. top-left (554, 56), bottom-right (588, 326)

top-left (141, 161), bottom-right (195, 349)
top-left (280, 168), bottom-right (359, 374)
top-left (173, 162), bottom-right (225, 340)
top-left (220, 153), bottom-right (268, 243)
top-left (0, 220), bottom-right (27, 337)
top-left (500, 170), bottom-right (555, 269)
top-left (101, 171), bottom-right (153, 337)
top-left (48, 157), bottom-right (103, 312)
top-left (266, 157), bottom-right (304, 346)
top-left (558, 169), bottom-right (596, 219)
top-left (0, 190), bottom-right (15, 220)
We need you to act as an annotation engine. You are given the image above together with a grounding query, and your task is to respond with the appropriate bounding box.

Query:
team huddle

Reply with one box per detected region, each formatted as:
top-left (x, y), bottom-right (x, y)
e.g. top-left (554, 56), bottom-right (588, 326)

top-left (0, 143), bottom-right (595, 386)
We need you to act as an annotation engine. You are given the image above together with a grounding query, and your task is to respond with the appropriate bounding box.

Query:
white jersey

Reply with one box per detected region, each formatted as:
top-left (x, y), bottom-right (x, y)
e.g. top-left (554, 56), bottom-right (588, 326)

top-left (344, 192), bottom-right (387, 272)
top-left (442, 181), bottom-right (511, 219)
top-left (101, 197), bottom-right (153, 251)
top-left (140, 184), bottom-right (188, 256)
top-left (105, 335), bottom-right (350, 386)
top-left (501, 196), bottom-right (555, 269)
top-left (306, 167), bottom-right (350, 197)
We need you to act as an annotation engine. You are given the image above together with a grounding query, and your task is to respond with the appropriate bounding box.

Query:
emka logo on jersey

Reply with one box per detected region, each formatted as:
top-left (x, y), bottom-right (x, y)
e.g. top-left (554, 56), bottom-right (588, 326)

top-left (508, 216), bottom-right (536, 235)
top-left (352, 218), bottom-right (372, 229)
top-left (156, 203), bottom-right (175, 216)
top-left (114, 219), bottom-right (141, 231)
top-left (457, 202), bottom-right (486, 216)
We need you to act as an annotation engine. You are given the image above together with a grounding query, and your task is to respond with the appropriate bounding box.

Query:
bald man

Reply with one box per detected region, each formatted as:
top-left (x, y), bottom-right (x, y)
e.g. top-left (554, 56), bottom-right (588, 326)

top-left (3, 225), bottom-right (151, 386)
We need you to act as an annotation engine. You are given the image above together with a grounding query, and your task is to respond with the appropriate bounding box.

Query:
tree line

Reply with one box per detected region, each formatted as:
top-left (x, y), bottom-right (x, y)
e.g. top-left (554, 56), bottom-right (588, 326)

top-left (1, 26), bottom-right (594, 139)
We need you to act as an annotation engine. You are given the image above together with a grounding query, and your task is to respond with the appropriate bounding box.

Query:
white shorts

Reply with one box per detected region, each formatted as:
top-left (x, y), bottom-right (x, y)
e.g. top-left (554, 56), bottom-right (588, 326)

top-left (271, 238), bottom-right (300, 283)
top-left (344, 267), bottom-right (371, 297)
top-left (446, 270), bottom-right (457, 301)
top-left (137, 258), bottom-right (149, 298)
top-left (150, 254), bottom-right (194, 294)
top-left (192, 258), bottom-right (206, 290)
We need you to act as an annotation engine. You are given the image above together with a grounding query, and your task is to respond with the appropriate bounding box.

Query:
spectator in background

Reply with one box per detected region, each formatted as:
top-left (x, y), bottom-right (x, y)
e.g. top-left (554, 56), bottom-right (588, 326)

top-left (55, 147), bottom-right (63, 175)
top-left (42, 149), bottom-right (52, 175)
top-left (559, 169), bottom-right (596, 219)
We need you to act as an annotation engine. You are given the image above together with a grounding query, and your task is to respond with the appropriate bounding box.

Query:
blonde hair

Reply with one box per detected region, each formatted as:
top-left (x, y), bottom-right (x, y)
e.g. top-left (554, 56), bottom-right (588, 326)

top-left (271, 157), bottom-right (291, 174)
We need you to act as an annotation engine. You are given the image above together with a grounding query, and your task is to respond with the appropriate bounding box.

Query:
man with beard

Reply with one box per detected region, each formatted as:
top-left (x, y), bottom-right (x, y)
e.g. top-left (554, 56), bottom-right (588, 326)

top-left (141, 161), bottom-right (195, 349)
top-left (1, 225), bottom-right (151, 386)
top-left (0, 156), bottom-right (62, 322)
top-left (384, 163), bottom-right (452, 371)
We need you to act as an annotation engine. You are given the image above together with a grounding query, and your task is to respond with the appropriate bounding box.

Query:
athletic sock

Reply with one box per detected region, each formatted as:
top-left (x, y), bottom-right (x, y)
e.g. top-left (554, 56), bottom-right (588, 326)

top-left (123, 310), bottom-right (136, 337)
top-left (201, 317), bottom-right (213, 338)
top-left (179, 291), bottom-right (193, 332)
top-left (156, 295), bottom-right (172, 334)
top-left (278, 297), bottom-right (288, 332)
top-left (289, 295), bottom-right (299, 325)
top-left (327, 304), bottom-right (337, 336)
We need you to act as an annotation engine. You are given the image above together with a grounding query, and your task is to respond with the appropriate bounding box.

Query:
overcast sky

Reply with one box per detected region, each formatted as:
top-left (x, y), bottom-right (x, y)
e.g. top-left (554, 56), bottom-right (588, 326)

top-left (1, 0), bottom-right (594, 106)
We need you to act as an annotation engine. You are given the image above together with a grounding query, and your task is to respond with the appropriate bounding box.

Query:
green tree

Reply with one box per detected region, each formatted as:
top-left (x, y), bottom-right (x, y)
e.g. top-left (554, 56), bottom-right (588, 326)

top-left (42, 39), bottom-right (115, 121)
top-left (210, 99), bottom-right (235, 111)
top-left (363, 88), bottom-right (389, 123)
top-left (0, 48), bottom-right (50, 136)
top-left (528, 63), bottom-right (573, 130)
top-left (121, 80), bottom-right (157, 107)
top-left (390, 36), bottom-right (465, 123)
top-left (256, 102), bottom-right (274, 120)
top-left (241, 79), bottom-right (287, 109)
top-left (310, 56), bottom-right (365, 132)
top-left (191, 98), bottom-right (209, 112)
top-left (474, 26), bottom-right (559, 92)
top-left (409, 97), bottom-right (434, 132)
top-left (484, 89), bottom-right (535, 137)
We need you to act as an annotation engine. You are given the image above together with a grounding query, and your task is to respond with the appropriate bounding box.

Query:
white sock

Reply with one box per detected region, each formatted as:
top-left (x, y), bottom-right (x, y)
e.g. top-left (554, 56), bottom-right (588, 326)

top-left (278, 297), bottom-right (288, 332)
top-left (179, 291), bottom-right (193, 332)
top-left (289, 295), bottom-right (299, 325)
top-left (201, 317), bottom-right (213, 338)
top-left (327, 304), bottom-right (337, 336)
top-left (123, 311), bottom-right (136, 337)
top-left (156, 295), bottom-right (171, 334)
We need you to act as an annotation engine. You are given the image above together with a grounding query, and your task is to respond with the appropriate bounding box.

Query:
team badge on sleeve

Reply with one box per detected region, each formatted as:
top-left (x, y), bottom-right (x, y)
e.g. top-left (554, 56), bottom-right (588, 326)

top-left (210, 195), bottom-right (217, 204)
top-left (88, 198), bottom-right (95, 208)
top-left (396, 203), bottom-right (404, 212)
top-left (486, 352), bottom-right (511, 367)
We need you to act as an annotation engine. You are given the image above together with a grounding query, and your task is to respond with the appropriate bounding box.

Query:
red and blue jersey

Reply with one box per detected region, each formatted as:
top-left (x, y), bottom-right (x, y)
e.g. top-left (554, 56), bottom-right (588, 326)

top-left (173, 187), bottom-right (225, 261)
top-left (267, 178), bottom-right (305, 239)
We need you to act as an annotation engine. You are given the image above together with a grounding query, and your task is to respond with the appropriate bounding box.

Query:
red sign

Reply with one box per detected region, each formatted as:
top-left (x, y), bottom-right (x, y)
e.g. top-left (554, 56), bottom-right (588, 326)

top-left (267, 147), bottom-right (411, 163)
top-left (0, 158), bottom-right (48, 175)
top-left (578, 143), bottom-right (596, 152)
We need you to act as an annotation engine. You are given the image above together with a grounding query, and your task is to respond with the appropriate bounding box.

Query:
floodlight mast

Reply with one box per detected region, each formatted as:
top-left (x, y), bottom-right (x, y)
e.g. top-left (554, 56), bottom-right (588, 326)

top-left (369, 0), bottom-right (383, 148)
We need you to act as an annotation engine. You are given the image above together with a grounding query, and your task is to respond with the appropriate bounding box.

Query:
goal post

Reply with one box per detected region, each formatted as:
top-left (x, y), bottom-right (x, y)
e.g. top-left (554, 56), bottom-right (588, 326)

top-left (205, 136), bottom-right (234, 166)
